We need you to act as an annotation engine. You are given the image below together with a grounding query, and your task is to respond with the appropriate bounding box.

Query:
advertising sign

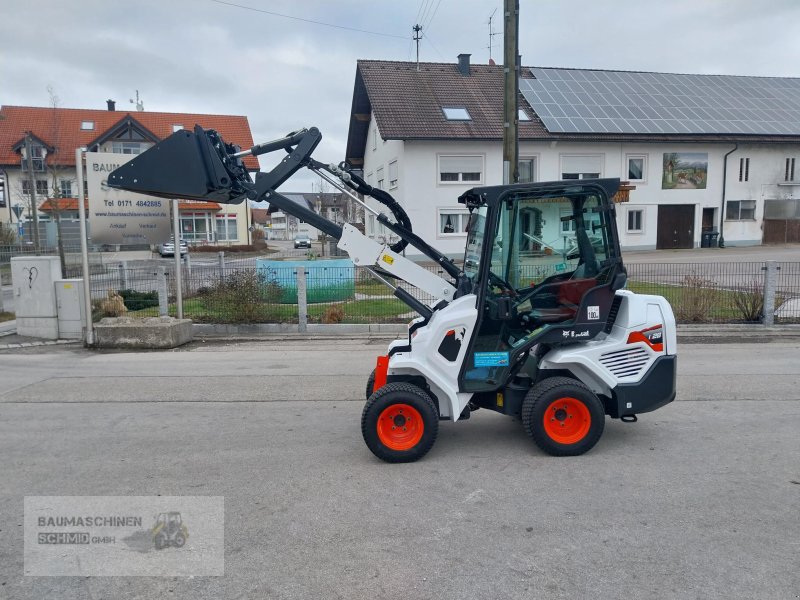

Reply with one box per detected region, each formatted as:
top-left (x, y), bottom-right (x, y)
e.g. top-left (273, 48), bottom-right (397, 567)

top-left (85, 152), bottom-right (171, 245)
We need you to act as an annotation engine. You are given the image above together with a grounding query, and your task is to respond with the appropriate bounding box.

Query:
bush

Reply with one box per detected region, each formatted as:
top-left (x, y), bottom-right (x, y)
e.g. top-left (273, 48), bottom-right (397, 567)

top-left (118, 289), bottom-right (159, 311)
top-left (203, 270), bottom-right (283, 323)
top-left (320, 304), bottom-right (345, 324)
top-left (674, 275), bottom-right (718, 322)
top-left (733, 280), bottom-right (764, 322)
top-left (0, 224), bottom-right (16, 246)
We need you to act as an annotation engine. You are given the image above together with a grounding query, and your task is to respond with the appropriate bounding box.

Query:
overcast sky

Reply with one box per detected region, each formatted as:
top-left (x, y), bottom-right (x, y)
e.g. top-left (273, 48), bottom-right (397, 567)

top-left (3, 0), bottom-right (800, 191)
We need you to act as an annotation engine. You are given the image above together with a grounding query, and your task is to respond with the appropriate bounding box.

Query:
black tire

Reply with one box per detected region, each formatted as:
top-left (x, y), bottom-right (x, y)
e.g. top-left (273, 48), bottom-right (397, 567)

top-left (361, 382), bottom-right (439, 463)
top-left (365, 368), bottom-right (376, 400)
top-left (154, 534), bottom-right (167, 550)
top-left (521, 376), bottom-right (605, 456)
top-left (174, 533), bottom-right (186, 548)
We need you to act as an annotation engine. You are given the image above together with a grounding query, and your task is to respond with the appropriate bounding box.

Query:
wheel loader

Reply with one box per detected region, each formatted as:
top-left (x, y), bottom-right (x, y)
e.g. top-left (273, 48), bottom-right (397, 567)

top-left (108, 126), bottom-right (677, 463)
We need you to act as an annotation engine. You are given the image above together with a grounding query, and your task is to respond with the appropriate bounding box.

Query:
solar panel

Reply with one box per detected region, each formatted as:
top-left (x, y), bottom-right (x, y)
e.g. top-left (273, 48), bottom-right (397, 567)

top-left (521, 68), bottom-right (800, 135)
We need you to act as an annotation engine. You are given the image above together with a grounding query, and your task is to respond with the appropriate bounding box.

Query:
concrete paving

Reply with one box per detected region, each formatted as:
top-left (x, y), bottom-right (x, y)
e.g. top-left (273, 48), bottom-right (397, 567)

top-left (0, 339), bottom-right (798, 599)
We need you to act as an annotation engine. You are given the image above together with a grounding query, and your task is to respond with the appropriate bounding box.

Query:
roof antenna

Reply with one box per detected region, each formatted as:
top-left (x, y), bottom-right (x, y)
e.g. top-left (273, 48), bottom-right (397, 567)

top-left (129, 90), bottom-right (144, 112)
top-left (412, 24), bottom-right (422, 71)
top-left (487, 8), bottom-right (499, 63)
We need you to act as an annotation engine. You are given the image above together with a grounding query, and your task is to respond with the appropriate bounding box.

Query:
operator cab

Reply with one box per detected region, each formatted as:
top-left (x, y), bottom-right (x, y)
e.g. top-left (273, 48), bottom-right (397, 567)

top-left (458, 179), bottom-right (627, 392)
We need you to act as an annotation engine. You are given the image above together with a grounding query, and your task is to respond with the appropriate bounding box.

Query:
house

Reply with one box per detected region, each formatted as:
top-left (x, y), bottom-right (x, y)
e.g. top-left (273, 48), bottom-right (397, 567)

top-left (253, 191), bottom-right (363, 240)
top-left (345, 56), bottom-right (800, 255)
top-left (0, 102), bottom-right (259, 246)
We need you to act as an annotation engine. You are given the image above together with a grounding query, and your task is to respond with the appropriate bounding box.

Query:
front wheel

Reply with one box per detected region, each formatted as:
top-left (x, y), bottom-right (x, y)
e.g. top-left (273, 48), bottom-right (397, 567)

top-left (361, 382), bottom-right (439, 463)
top-left (521, 377), bottom-right (605, 456)
top-left (365, 368), bottom-right (376, 399)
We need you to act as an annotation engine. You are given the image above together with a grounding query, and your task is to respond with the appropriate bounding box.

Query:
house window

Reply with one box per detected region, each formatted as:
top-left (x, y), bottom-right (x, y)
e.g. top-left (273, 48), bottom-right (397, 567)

top-left (438, 155), bottom-right (483, 184)
top-left (738, 157), bottom-right (750, 182)
top-left (726, 200), bottom-right (756, 221)
top-left (372, 126), bottom-right (377, 150)
top-left (112, 141), bottom-right (144, 155)
top-left (561, 154), bottom-right (603, 179)
top-left (785, 158), bottom-right (795, 182)
top-left (442, 107), bottom-right (471, 120)
top-left (215, 214), bottom-right (238, 241)
top-left (388, 160), bottom-right (398, 188)
top-left (81, 121), bottom-right (94, 130)
top-left (21, 180), bottom-right (48, 197)
top-left (627, 155), bottom-right (646, 182)
top-left (560, 208), bottom-right (576, 233)
top-left (438, 210), bottom-right (470, 235)
top-left (180, 212), bottom-right (212, 242)
top-left (59, 180), bottom-right (73, 197)
top-left (21, 145), bottom-right (45, 171)
top-left (376, 166), bottom-right (385, 190)
top-left (368, 215), bottom-right (376, 236)
top-left (627, 209), bottom-right (644, 232)
top-left (518, 157), bottom-right (537, 183)
top-left (518, 109), bottom-right (531, 121)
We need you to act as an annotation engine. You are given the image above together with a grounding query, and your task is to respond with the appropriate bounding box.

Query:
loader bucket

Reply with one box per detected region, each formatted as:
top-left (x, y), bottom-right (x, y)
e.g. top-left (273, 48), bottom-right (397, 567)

top-left (106, 125), bottom-right (252, 204)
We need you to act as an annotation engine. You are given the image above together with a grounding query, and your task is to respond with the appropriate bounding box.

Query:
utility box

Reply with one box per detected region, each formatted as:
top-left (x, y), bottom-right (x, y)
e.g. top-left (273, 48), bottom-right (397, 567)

top-left (11, 256), bottom-right (62, 339)
top-left (55, 279), bottom-right (86, 340)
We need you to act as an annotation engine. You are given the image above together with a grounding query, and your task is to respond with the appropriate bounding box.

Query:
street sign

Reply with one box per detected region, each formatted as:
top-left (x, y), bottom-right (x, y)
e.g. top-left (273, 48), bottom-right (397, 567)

top-left (85, 152), bottom-right (171, 245)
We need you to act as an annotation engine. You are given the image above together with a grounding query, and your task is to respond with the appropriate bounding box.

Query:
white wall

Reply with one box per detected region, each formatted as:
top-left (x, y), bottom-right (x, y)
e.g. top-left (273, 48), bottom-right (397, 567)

top-left (365, 129), bottom-right (800, 256)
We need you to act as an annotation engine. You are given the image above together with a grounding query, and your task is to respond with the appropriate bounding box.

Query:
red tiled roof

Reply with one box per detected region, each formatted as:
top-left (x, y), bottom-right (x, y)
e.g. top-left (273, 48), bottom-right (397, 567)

top-left (0, 105), bottom-right (259, 170)
top-left (39, 198), bottom-right (88, 211)
top-left (251, 208), bottom-right (269, 224)
top-left (178, 200), bottom-right (221, 211)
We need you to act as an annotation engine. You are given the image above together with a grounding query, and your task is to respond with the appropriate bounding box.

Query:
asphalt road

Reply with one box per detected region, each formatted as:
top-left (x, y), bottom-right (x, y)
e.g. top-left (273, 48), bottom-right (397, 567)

top-left (0, 339), bottom-right (799, 599)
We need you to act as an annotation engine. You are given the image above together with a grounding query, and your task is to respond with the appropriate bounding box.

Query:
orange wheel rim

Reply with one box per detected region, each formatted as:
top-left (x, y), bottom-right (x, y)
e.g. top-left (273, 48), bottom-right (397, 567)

top-left (377, 404), bottom-right (424, 451)
top-left (542, 397), bottom-right (591, 445)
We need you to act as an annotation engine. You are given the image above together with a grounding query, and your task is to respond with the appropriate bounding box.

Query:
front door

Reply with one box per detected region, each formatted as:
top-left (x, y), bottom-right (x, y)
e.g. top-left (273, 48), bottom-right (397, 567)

top-left (657, 205), bottom-right (695, 249)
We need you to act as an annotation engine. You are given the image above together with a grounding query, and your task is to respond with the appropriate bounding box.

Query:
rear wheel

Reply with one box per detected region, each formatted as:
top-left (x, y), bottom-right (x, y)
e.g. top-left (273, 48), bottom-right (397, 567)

top-left (361, 382), bottom-right (439, 463)
top-left (521, 377), bottom-right (604, 456)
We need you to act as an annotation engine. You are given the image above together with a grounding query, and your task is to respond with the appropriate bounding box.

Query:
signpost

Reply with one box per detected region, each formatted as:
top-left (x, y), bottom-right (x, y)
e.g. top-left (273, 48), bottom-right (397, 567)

top-left (77, 151), bottom-right (185, 345)
top-left (12, 204), bottom-right (24, 237)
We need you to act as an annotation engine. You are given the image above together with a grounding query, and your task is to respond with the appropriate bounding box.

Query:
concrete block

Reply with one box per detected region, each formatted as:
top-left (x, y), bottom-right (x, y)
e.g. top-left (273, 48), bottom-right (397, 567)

top-left (94, 317), bottom-right (194, 349)
top-left (15, 316), bottom-right (59, 340)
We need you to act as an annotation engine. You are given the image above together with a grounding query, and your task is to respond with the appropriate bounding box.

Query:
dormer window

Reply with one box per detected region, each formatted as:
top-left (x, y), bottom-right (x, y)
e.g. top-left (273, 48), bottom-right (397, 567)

top-left (21, 145), bottom-right (45, 171)
top-left (81, 121), bottom-right (95, 130)
top-left (442, 107), bottom-right (471, 121)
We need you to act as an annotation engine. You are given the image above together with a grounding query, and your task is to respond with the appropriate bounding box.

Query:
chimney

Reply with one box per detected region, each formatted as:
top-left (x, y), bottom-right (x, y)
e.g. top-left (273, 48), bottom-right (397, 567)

top-left (106, 99), bottom-right (116, 111)
top-left (457, 53), bottom-right (471, 76)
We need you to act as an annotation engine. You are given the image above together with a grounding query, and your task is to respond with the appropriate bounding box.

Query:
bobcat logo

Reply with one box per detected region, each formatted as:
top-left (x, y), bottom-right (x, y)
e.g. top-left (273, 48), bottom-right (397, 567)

top-left (438, 327), bottom-right (466, 362)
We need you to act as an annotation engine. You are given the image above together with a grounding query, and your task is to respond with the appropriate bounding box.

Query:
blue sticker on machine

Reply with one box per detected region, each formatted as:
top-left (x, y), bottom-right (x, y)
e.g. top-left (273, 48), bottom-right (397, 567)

top-left (473, 352), bottom-right (510, 367)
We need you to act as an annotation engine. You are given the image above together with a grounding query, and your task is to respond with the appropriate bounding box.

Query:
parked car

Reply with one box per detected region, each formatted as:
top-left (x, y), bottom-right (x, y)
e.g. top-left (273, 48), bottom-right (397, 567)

top-left (293, 235), bottom-right (312, 249)
top-left (159, 238), bottom-right (188, 257)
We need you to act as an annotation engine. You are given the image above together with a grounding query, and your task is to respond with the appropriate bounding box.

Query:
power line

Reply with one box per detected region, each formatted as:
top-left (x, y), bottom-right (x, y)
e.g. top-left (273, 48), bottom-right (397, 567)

top-left (422, 32), bottom-right (446, 61)
top-left (423, 0), bottom-right (443, 32)
top-left (209, 0), bottom-right (408, 39)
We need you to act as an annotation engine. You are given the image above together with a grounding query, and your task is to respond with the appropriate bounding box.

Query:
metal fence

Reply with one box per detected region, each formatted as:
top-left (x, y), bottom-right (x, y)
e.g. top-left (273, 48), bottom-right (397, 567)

top-left (84, 259), bottom-right (800, 325)
top-left (0, 244), bottom-right (106, 285)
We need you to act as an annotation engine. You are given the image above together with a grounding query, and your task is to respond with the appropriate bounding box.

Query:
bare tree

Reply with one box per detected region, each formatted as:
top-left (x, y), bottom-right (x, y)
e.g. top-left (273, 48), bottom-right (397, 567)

top-left (45, 86), bottom-right (70, 273)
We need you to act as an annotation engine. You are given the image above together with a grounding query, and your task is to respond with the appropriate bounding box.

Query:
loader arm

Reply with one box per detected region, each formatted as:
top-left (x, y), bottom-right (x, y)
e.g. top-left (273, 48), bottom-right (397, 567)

top-left (107, 126), bottom-right (458, 314)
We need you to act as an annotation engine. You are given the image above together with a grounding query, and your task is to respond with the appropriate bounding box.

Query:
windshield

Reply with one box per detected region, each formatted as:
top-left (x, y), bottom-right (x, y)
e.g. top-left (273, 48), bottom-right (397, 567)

top-left (463, 206), bottom-right (488, 282)
top-left (490, 192), bottom-right (610, 289)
